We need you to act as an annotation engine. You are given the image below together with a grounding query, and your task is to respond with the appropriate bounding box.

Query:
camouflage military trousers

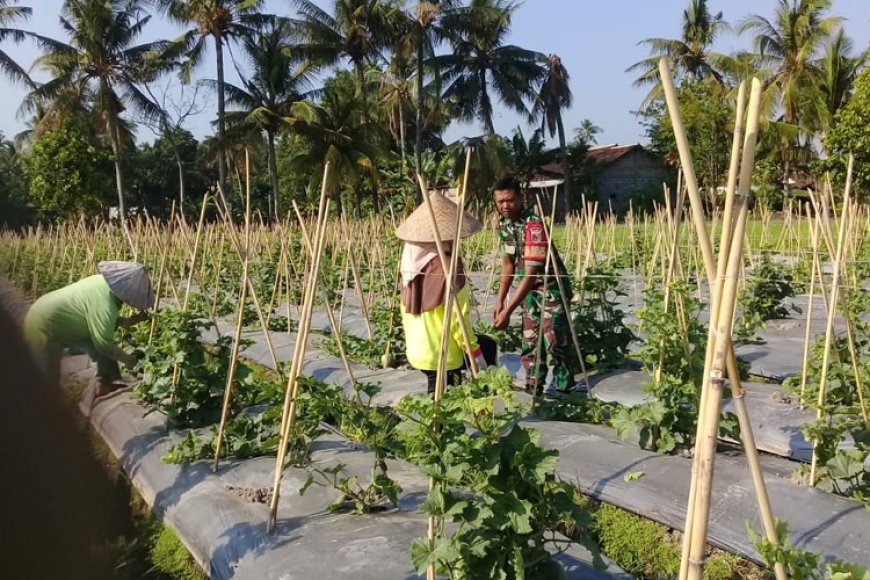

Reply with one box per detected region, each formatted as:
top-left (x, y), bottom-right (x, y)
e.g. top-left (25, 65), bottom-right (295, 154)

top-left (521, 289), bottom-right (575, 395)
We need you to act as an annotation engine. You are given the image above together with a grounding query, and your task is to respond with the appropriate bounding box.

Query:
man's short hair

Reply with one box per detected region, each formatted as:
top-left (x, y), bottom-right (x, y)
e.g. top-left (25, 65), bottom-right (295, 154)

top-left (492, 176), bottom-right (522, 196)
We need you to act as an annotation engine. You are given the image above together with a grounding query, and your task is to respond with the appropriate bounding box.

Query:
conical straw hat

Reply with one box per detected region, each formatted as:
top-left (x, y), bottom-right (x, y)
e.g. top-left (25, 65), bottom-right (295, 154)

top-left (395, 193), bottom-right (482, 242)
top-left (97, 261), bottom-right (155, 310)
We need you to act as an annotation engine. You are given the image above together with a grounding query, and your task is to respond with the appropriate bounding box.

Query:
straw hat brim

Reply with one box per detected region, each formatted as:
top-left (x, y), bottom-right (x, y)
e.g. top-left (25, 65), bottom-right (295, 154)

top-left (97, 261), bottom-right (155, 310)
top-left (395, 193), bottom-right (482, 242)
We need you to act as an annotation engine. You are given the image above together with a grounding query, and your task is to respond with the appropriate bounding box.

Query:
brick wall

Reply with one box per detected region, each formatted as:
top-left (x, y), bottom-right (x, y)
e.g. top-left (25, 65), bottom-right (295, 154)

top-left (597, 151), bottom-right (668, 212)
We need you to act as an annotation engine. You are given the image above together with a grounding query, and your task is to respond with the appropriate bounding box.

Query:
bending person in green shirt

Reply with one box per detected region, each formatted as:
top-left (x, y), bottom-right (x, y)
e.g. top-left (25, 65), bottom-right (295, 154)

top-left (24, 261), bottom-right (154, 396)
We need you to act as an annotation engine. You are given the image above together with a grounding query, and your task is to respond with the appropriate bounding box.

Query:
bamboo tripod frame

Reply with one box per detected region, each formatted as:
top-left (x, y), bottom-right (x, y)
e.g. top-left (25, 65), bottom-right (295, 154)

top-left (658, 58), bottom-right (786, 580)
top-left (809, 155), bottom-right (855, 484)
top-left (267, 163), bottom-right (332, 533)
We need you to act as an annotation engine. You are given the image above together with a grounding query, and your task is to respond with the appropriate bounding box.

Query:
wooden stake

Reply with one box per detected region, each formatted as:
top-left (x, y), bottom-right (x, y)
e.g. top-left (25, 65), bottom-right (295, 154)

top-left (215, 192), bottom-right (280, 370)
top-left (686, 80), bottom-right (760, 580)
top-left (535, 192), bottom-right (591, 392)
top-left (419, 151), bottom-right (481, 580)
top-left (267, 164), bottom-right (331, 533)
top-left (810, 155), bottom-right (855, 484)
top-left (213, 151), bottom-right (253, 472)
top-left (347, 235), bottom-right (375, 340)
top-left (661, 69), bottom-right (785, 580)
top-left (292, 200), bottom-right (357, 389)
top-left (799, 207), bottom-right (822, 408)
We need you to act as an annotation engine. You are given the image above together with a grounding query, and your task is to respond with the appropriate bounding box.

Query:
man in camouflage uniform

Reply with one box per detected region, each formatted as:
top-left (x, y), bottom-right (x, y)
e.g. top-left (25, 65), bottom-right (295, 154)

top-left (492, 176), bottom-right (575, 396)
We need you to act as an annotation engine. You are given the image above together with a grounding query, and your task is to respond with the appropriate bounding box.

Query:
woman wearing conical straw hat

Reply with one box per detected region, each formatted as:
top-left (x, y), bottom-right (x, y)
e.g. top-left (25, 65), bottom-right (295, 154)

top-left (397, 194), bottom-right (489, 394)
top-left (24, 261), bottom-right (154, 396)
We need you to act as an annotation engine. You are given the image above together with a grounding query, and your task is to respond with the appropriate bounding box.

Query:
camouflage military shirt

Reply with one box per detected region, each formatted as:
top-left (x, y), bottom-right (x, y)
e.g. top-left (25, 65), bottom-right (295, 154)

top-left (497, 207), bottom-right (567, 293)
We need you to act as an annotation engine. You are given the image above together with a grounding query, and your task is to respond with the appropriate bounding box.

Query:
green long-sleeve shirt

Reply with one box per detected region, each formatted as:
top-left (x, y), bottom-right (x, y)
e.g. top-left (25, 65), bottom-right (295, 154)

top-left (24, 274), bottom-right (120, 357)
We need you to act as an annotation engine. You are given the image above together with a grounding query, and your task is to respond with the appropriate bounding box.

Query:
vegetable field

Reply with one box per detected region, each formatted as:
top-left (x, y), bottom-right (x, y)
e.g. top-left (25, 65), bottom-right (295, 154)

top-left (3, 175), bottom-right (870, 578)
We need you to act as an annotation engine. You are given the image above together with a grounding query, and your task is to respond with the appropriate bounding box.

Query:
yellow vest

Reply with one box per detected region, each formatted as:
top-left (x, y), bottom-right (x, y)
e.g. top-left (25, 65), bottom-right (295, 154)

top-left (401, 286), bottom-right (479, 371)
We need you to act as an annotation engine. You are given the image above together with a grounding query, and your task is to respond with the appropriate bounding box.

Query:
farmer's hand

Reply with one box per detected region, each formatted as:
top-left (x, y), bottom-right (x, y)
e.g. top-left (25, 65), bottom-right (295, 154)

top-left (118, 311), bottom-right (150, 327)
top-left (493, 308), bottom-right (511, 330)
top-left (493, 300), bottom-right (504, 321)
top-left (129, 311), bottom-right (150, 324)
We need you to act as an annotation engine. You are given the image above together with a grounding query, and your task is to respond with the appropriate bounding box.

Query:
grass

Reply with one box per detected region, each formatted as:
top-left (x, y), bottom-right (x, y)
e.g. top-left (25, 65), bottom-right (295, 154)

top-left (150, 524), bottom-right (203, 580)
top-left (470, 215), bottom-right (817, 276)
top-left (588, 501), bottom-right (766, 580)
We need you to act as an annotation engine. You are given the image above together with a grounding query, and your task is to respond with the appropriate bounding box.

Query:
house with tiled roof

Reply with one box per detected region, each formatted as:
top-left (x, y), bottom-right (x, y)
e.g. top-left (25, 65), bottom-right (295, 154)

top-left (531, 143), bottom-right (668, 215)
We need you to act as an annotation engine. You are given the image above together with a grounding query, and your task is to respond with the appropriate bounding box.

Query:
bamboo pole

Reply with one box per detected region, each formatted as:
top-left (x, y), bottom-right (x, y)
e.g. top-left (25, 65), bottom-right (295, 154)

top-left (265, 236), bottom-right (288, 328)
top-left (535, 192), bottom-right (591, 392)
top-left (527, 196), bottom-right (558, 409)
top-left (214, 192), bottom-right (280, 370)
top-left (799, 206), bottom-right (823, 408)
top-left (655, 184), bottom-right (690, 383)
top-left (574, 206), bottom-right (586, 278)
top-left (292, 200), bottom-right (357, 388)
top-left (479, 242), bottom-right (499, 318)
top-left (337, 247), bottom-right (352, 327)
top-left (672, 70), bottom-right (742, 577)
top-left (267, 164), bottom-right (331, 533)
top-left (843, 299), bottom-right (868, 423)
top-left (209, 233), bottom-right (227, 320)
top-left (423, 150), bottom-right (475, 580)
top-left (169, 195), bottom-right (211, 387)
top-left (810, 155), bottom-right (854, 484)
top-left (662, 69), bottom-right (784, 579)
top-left (685, 79), bottom-right (761, 580)
top-left (213, 151), bottom-right (253, 472)
top-left (347, 235), bottom-right (375, 340)
top-left (380, 260), bottom-right (403, 369)
top-left (148, 205), bottom-right (178, 346)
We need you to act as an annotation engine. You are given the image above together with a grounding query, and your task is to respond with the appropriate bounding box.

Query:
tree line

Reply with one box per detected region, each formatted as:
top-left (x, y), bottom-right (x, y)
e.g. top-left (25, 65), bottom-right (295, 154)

top-left (632, 0), bottom-right (869, 207)
top-left (0, 0), bottom-right (868, 229)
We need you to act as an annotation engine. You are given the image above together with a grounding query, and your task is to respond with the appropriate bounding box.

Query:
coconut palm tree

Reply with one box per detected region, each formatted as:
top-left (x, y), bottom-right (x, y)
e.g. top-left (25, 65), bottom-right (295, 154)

top-left (394, 0), bottom-right (460, 197)
top-left (218, 19), bottom-right (317, 219)
top-left (533, 54), bottom-right (572, 215)
top-left (377, 35), bottom-right (451, 178)
top-left (291, 0), bottom-right (394, 102)
top-left (156, 0), bottom-right (267, 201)
top-left (575, 118), bottom-right (602, 147)
top-left (25, 0), bottom-right (169, 240)
top-left (627, 0), bottom-right (729, 106)
top-left (437, 0), bottom-right (545, 136)
top-left (815, 28), bottom-right (867, 135)
top-left (377, 53), bottom-right (414, 172)
top-left (456, 132), bottom-right (510, 203)
top-left (739, 0), bottom-right (839, 186)
top-left (286, 70), bottom-right (384, 215)
top-left (509, 126), bottom-right (555, 190)
top-left (739, 0), bottom-right (839, 132)
top-left (0, 0), bottom-right (33, 86)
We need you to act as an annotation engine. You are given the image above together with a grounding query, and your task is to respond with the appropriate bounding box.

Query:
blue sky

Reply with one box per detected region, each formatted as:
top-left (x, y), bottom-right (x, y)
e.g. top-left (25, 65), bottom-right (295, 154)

top-left (1, 0), bottom-right (868, 147)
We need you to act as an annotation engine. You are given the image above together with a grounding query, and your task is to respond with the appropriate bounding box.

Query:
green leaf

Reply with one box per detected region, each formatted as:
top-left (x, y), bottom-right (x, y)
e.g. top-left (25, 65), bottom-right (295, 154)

top-left (410, 538), bottom-right (432, 574)
top-left (623, 470), bottom-right (645, 482)
top-left (657, 429), bottom-right (677, 454)
top-left (826, 451), bottom-right (865, 480)
top-left (501, 494), bottom-right (533, 534)
top-left (613, 408), bottom-right (640, 442)
top-left (827, 562), bottom-right (870, 579)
